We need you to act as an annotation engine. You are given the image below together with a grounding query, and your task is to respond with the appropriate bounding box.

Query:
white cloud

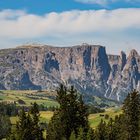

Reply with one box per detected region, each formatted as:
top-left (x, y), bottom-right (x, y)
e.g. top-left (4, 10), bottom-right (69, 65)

top-left (75, 0), bottom-right (140, 6)
top-left (75, 0), bottom-right (113, 5)
top-left (0, 8), bottom-right (140, 39)
top-left (0, 8), bottom-right (140, 54)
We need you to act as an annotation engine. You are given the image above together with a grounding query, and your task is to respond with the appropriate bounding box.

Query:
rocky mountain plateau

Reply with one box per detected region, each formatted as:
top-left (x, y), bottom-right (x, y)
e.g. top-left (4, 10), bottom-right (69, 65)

top-left (0, 43), bottom-right (139, 102)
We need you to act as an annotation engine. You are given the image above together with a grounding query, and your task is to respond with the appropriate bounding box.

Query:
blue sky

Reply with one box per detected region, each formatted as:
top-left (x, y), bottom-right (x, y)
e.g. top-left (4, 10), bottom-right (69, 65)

top-left (0, 0), bottom-right (140, 14)
top-left (0, 0), bottom-right (140, 54)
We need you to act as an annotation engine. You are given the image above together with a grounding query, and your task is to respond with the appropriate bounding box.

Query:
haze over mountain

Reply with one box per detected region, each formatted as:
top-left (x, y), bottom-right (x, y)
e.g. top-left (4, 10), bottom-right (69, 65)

top-left (0, 43), bottom-right (139, 102)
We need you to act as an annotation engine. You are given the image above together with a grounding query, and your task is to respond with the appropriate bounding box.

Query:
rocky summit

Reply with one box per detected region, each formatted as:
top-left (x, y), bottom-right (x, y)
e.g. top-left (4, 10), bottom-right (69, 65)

top-left (0, 44), bottom-right (140, 101)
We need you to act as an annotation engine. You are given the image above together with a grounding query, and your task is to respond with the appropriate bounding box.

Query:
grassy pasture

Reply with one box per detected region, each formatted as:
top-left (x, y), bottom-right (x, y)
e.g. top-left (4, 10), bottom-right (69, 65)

top-left (89, 107), bottom-right (122, 128)
top-left (0, 90), bottom-right (58, 107)
top-left (0, 90), bottom-right (122, 129)
top-left (10, 107), bottom-right (122, 129)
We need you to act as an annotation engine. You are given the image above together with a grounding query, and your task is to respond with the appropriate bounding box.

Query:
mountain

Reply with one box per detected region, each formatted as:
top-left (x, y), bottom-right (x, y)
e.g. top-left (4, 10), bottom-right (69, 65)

top-left (0, 44), bottom-right (139, 102)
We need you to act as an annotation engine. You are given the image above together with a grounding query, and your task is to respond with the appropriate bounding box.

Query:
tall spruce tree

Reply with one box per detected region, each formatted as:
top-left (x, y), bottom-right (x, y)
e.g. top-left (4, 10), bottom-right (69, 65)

top-left (13, 108), bottom-right (32, 140)
top-left (95, 119), bottom-right (108, 140)
top-left (122, 90), bottom-right (140, 140)
top-left (30, 102), bottom-right (43, 140)
top-left (0, 114), bottom-right (11, 139)
top-left (46, 84), bottom-right (93, 140)
top-left (112, 114), bottom-right (126, 140)
top-left (77, 127), bottom-right (95, 140)
top-left (12, 104), bottom-right (44, 140)
top-left (106, 118), bottom-right (114, 140)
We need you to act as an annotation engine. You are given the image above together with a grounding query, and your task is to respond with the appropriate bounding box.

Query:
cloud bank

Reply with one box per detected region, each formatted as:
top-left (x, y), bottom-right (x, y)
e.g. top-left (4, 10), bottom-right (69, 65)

top-left (0, 8), bottom-right (140, 39)
top-left (0, 8), bottom-right (140, 54)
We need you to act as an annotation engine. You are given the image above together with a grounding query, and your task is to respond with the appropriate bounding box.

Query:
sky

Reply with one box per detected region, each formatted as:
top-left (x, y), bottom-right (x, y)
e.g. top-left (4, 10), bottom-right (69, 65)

top-left (0, 0), bottom-right (140, 54)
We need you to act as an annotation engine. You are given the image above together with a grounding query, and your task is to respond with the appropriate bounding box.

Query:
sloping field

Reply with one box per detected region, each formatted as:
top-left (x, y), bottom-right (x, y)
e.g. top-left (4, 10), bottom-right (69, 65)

top-left (0, 90), bottom-right (58, 107)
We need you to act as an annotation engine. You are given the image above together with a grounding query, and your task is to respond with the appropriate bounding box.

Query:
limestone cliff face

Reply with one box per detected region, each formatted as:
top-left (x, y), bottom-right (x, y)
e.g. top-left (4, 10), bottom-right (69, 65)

top-left (0, 44), bottom-right (139, 101)
top-left (107, 50), bottom-right (140, 101)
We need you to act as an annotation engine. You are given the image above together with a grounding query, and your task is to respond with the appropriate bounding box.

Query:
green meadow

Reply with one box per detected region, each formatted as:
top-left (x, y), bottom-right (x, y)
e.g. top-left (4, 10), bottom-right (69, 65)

top-left (0, 90), bottom-right (58, 107)
top-left (0, 90), bottom-right (122, 129)
top-left (10, 108), bottom-right (122, 129)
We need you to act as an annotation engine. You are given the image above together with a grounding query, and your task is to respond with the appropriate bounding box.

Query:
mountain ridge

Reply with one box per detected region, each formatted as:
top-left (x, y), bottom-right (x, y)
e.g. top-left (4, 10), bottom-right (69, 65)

top-left (0, 43), bottom-right (139, 102)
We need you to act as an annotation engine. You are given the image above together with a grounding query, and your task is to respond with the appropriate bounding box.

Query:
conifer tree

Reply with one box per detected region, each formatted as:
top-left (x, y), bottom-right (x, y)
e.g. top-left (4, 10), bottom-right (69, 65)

top-left (95, 119), bottom-right (108, 140)
top-left (122, 90), bottom-right (140, 140)
top-left (0, 114), bottom-right (11, 139)
top-left (86, 128), bottom-right (95, 140)
top-left (107, 118), bottom-right (118, 140)
top-left (11, 104), bottom-right (44, 140)
top-left (77, 127), bottom-right (85, 140)
top-left (46, 111), bottom-right (65, 140)
top-left (112, 114), bottom-right (126, 140)
top-left (30, 102), bottom-right (43, 140)
top-left (47, 84), bottom-right (93, 140)
top-left (14, 108), bottom-right (32, 140)
top-left (69, 131), bottom-right (77, 140)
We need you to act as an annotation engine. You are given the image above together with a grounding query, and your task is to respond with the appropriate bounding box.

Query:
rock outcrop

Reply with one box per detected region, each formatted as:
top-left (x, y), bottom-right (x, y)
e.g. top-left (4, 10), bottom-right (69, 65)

top-left (0, 44), bottom-right (139, 101)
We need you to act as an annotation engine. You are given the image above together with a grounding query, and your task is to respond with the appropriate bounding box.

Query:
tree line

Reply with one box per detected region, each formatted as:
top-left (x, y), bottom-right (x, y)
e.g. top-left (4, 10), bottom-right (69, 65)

top-left (0, 85), bottom-right (140, 140)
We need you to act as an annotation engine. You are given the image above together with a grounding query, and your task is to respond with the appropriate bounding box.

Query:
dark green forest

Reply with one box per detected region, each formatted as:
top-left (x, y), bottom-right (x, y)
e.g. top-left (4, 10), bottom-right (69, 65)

top-left (0, 85), bottom-right (140, 140)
